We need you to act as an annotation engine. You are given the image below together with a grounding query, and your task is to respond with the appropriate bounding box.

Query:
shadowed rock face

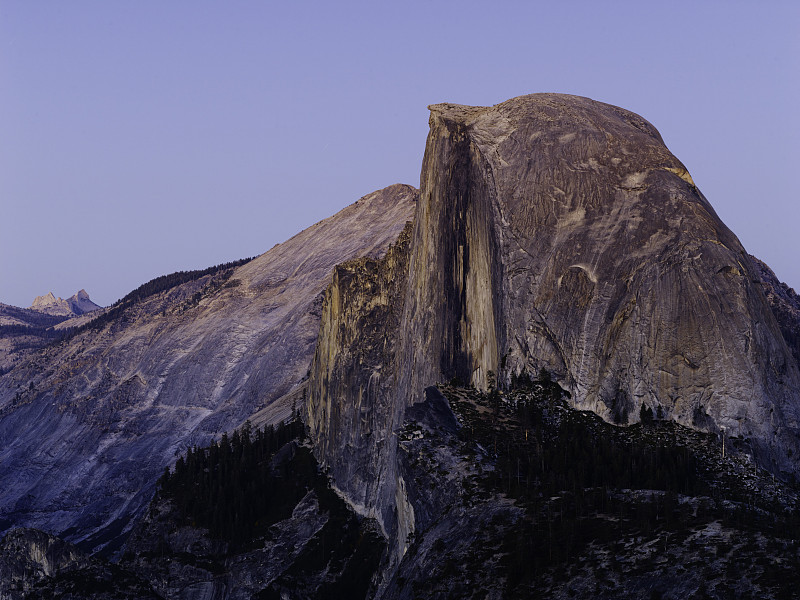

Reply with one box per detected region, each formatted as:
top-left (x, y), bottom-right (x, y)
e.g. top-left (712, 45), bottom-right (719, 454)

top-left (0, 184), bottom-right (417, 554)
top-left (751, 255), bottom-right (800, 369)
top-left (307, 94), bottom-right (800, 558)
top-left (0, 527), bottom-right (160, 598)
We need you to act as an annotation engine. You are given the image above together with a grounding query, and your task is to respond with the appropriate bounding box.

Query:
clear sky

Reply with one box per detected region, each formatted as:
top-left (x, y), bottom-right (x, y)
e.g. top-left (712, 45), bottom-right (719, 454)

top-left (1, 1), bottom-right (798, 308)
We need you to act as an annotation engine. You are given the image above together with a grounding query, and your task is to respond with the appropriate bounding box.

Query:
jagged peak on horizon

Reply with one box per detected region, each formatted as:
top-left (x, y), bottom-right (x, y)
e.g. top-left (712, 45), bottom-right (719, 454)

top-left (29, 289), bottom-right (101, 316)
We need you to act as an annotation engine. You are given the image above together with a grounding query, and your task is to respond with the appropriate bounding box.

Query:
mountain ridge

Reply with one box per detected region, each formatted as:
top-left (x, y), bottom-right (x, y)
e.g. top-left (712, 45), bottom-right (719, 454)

top-left (0, 184), bottom-right (417, 554)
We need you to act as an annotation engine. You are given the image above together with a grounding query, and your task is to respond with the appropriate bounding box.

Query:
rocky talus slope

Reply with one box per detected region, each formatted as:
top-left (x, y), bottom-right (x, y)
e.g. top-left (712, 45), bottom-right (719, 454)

top-left (0, 184), bottom-right (417, 554)
top-left (307, 94), bottom-right (800, 564)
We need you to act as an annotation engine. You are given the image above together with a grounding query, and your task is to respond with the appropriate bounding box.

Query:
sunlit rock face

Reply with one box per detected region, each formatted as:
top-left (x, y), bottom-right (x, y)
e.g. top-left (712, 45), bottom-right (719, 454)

top-left (405, 94), bottom-right (800, 473)
top-left (30, 290), bottom-right (101, 317)
top-left (404, 94), bottom-right (800, 468)
top-left (0, 184), bottom-right (417, 554)
top-left (306, 222), bottom-right (414, 558)
top-left (307, 94), bottom-right (800, 560)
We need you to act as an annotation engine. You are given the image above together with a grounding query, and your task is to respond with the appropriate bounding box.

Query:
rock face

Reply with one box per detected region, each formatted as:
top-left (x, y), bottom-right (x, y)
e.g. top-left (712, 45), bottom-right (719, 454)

top-left (751, 255), bottom-right (800, 369)
top-left (30, 290), bottom-right (101, 316)
top-left (306, 222), bottom-right (414, 555)
top-left (0, 527), bottom-right (159, 598)
top-left (0, 528), bottom-right (92, 589)
top-left (307, 94), bottom-right (800, 560)
top-left (411, 95), bottom-right (800, 449)
top-left (0, 184), bottom-right (417, 554)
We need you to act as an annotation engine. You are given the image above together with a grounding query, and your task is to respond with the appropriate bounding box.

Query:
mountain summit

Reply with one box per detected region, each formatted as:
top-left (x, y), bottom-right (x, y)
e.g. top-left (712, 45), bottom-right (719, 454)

top-left (307, 93), bottom-right (800, 557)
top-left (29, 289), bottom-right (101, 316)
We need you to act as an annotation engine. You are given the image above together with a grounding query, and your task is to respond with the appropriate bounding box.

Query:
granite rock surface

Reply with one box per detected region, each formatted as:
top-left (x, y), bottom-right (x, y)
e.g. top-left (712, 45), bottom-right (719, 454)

top-left (307, 94), bottom-right (800, 562)
top-left (0, 184), bottom-right (417, 554)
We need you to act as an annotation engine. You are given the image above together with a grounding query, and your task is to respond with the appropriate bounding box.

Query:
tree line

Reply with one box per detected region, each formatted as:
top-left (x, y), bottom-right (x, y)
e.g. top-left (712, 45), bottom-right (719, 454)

top-left (157, 418), bottom-right (311, 549)
top-left (447, 371), bottom-right (800, 593)
top-left (84, 257), bottom-right (254, 333)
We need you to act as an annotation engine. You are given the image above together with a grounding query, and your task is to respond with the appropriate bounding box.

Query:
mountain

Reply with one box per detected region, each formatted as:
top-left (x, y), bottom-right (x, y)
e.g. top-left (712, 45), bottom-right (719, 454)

top-left (30, 290), bottom-right (102, 317)
top-left (0, 184), bottom-right (417, 554)
top-left (306, 94), bottom-right (800, 567)
top-left (1, 94), bottom-right (800, 598)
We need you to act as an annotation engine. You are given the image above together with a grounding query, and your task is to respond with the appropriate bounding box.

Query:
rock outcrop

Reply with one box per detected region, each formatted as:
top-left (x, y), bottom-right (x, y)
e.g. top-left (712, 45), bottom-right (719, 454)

top-left (0, 184), bottom-right (417, 554)
top-left (307, 94), bottom-right (800, 563)
top-left (0, 528), bottom-right (92, 588)
top-left (30, 290), bottom-right (101, 317)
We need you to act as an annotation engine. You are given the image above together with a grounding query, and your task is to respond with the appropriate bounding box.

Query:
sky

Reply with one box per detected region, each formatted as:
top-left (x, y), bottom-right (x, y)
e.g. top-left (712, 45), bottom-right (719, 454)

top-left (1, 1), bottom-right (798, 308)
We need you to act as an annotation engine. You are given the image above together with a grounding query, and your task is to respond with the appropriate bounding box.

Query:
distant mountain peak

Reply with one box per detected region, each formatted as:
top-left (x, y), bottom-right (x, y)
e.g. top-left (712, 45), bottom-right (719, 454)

top-left (30, 290), bottom-right (101, 317)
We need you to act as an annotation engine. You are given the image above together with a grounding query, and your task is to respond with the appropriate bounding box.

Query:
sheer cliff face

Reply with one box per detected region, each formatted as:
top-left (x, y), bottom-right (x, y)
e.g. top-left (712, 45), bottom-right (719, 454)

top-left (308, 94), bottom-right (800, 550)
top-left (0, 184), bottom-right (417, 553)
top-left (408, 95), bottom-right (800, 468)
top-left (306, 222), bottom-right (413, 552)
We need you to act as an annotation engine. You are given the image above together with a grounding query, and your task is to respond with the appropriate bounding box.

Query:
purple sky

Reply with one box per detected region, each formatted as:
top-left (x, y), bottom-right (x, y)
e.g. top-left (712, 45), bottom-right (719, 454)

top-left (1, 2), bottom-right (798, 308)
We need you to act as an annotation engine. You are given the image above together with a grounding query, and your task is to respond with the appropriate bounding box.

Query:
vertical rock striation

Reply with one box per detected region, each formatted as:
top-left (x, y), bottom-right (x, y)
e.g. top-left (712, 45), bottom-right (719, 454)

top-left (750, 255), bottom-right (800, 369)
top-left (307, 94), bottom-right (800, 563)
top-left (399, 104), bottom-right (506, 394)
